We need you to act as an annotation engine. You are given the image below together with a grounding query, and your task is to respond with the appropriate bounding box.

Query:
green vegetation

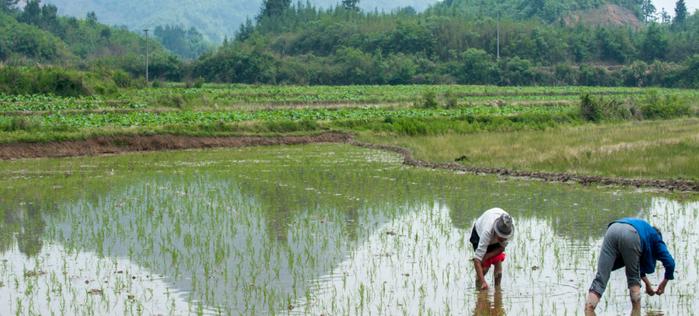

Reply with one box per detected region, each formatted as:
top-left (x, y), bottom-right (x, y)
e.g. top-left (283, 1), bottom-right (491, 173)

top-left (363, 118), bottom-right (699, 180)
top-left (1, 1), bottom-right (698, 315)
top-left (1, 84), bottom-right (696, 143)
top-left (153, 25), bottom-right (212, 60)
top-left (41, 0), bottom-right (431, 43)
top-left (0, 67), bottom-right (138, 96)
top-left (192, 1), bottom-right (699, 87)
top-left (4, 1), bottom-right (699, 87)
top-left (1, 85), bottom-right (697, 183)
top-left (0, 2), bottom-right (180, 80)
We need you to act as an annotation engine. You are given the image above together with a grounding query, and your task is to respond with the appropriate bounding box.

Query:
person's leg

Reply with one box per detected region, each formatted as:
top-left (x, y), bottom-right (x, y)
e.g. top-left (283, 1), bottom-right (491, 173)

top-left (618, 224), bottom-right (642, 309)
top-left (629, 285), bottom-right (642, 310)
top-left (494, 261), bottom-right (503, 287)
top-left (471, 226), bottom-right (481, 288)
top-left (587, 224), bottom-right (622, 311)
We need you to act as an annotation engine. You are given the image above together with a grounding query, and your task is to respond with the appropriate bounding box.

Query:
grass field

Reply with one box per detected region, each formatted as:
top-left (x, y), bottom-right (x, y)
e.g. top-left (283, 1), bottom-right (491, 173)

top-left (362, 118), bottom-right (699, 180)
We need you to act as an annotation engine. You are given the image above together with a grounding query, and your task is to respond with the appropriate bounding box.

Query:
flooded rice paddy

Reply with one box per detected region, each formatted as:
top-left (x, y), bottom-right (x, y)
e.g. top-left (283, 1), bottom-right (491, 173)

top-left (0, 144), bottom-right (697, 315)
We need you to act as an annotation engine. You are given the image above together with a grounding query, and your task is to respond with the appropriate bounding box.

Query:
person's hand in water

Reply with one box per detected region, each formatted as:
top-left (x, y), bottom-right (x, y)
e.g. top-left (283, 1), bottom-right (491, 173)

top-left (479, 279), bottom-right (489, 290)
top-left (645, 286), bottom-right (655, 296)
top-left (655, 279), bottom-right (669, 295)
top-left (642, 276), bottom-right (655, 296)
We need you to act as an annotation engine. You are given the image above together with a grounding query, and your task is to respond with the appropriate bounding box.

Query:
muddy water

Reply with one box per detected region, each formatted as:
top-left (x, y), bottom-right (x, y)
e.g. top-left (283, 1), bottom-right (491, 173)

top-left (0, 144), bottom-right (696, 315)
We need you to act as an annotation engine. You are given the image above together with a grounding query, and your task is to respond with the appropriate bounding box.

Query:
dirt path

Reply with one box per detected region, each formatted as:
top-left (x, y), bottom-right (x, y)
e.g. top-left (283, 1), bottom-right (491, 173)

top-left (0, 133), bottom-right (696, 192)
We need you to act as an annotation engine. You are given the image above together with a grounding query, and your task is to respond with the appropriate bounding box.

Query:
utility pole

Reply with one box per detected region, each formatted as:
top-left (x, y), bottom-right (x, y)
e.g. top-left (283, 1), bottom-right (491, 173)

top-left (144, 29), bottom-right (149, 85)
top-left (496, 11), bottom-right (500, 61)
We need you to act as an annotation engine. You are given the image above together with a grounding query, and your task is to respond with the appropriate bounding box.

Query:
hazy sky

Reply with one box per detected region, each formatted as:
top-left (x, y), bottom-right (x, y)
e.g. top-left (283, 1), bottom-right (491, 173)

top-left (653, 0), bottom-right (698, 15)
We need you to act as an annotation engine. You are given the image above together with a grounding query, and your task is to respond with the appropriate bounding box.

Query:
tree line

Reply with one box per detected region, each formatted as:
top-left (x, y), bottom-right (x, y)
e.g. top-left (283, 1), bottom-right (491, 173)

top-left (191, 0), bottom-right (699, 87)
top-left (1, 0), bottom-right (180, 80)
top-left (1, 0), bottom-right (698, 88)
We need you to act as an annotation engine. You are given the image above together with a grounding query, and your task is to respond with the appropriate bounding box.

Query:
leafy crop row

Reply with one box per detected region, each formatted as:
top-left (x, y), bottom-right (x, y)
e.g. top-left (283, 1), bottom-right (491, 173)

top-left (33, 105), bottom-right (575, 129)
top-left (3, 85), bottom-right (696, 113)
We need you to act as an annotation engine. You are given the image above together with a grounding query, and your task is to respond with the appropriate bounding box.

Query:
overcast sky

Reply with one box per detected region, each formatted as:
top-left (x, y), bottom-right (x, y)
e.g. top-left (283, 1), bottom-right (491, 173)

top-left (653, 0), bottom-right (698, 15)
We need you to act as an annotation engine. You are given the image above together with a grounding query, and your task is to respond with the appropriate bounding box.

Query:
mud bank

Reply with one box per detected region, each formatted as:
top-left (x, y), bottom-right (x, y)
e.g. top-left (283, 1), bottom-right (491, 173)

top-left (0, 133), bottom-right (352, 160)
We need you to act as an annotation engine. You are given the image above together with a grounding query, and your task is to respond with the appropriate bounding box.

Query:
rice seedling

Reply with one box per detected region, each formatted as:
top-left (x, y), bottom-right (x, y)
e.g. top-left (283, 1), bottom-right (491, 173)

top-left (0, 144), bottom-right (695, 314)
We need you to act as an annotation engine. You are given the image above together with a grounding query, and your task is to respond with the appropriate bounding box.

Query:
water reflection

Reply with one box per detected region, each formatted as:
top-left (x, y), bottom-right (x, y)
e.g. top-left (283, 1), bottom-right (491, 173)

top-left (474, 290), bottom-right (505, 316)
top-left (0, 145), bottom-right (696, 315)
top-left (0, 242), bottom-right (199, 315)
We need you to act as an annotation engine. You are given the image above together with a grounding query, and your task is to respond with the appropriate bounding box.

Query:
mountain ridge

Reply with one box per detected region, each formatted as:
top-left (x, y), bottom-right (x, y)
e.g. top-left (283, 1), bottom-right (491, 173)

top-left (43, 0), bottom-right (437, 43)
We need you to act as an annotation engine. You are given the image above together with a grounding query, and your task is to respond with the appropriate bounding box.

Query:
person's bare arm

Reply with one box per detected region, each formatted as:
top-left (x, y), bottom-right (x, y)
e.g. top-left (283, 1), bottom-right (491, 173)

top-left (641, 276), bottom-right (655, 296)
top-left (656, 279), bottom-right (669, 295)
top-left (473, 259), bottom-right (488, 290)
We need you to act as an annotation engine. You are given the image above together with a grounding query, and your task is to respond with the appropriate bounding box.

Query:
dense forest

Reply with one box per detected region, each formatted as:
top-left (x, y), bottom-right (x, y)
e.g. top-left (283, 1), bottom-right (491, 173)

top-left (190, 0), bottom-right (699, 87)
top-left (1, 0), bottom-right (698, 88)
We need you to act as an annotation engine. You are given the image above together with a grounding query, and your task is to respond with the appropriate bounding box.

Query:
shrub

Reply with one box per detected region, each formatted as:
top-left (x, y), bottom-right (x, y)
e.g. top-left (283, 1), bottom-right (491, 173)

top-left (640, 94), bottom-right (691, 119)
top-left (111, 70), bottom-right (132, 88)
top-left (580, 94), bottom-right (602, 122)
top-left (184, 77), bottom-right (205, 89)
top-left (419, 91), bottom-right (438, 109)
top-left (156, 94), bottom-right (187, 108)
top-left (444, 91), bottom-right (458, 108)
top-left (0, 117), bottom-right (40, 132)
top-left (0, 66), bottom-right (131, 96)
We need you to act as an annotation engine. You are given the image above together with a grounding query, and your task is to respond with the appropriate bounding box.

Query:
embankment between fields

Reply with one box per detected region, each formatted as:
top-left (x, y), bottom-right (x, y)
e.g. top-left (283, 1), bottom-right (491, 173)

top-left (1, 133), bottom-right (696, 192)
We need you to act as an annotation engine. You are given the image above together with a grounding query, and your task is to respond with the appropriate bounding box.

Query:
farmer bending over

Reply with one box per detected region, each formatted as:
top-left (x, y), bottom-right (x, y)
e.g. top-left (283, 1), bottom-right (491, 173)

top-left (585, 218), bottom-right (675, 313)
top-left (470, 208), bottom-right (514, 290)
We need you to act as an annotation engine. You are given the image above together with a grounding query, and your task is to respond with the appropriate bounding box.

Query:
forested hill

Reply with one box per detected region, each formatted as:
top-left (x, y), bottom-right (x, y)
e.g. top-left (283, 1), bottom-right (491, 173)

top-left (430, 0), bottom-right (651, 22)
top-left (191, 0), bottom-right (699, 88)
top-left (40, 0), bottom-right (663, 43)
top-left (43, 0), bottom-right (436, 43)
top-left (0, 1), bottom-right (179, 80)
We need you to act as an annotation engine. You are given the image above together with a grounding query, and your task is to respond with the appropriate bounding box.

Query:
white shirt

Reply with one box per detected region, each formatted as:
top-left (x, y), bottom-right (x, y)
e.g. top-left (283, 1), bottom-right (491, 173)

top-left (472, 208), bottom-right (512, 261)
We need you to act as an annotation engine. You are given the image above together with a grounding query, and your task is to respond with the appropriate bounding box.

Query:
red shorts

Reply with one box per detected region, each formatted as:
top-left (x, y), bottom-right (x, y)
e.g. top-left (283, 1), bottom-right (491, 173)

top-left (482, 253), bottom-right (506, 269)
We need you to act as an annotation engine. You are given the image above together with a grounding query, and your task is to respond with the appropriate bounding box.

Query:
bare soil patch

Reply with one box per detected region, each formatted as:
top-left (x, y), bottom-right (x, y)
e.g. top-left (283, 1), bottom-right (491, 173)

top-left (0, 133), bottom-right (352, 160)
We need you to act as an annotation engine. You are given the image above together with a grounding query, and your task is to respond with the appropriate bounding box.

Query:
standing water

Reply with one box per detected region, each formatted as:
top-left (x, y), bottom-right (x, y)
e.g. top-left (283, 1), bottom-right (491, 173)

top-left (0, 144), bottom-right (696, 315)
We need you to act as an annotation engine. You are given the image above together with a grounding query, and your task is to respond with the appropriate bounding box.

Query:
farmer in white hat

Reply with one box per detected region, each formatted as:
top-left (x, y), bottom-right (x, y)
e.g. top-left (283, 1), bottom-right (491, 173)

top-left (470, 208), bottom-right (514, 290)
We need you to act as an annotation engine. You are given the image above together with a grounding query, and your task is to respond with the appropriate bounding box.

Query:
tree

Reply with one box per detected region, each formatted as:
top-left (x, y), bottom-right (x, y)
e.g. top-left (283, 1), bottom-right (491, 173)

top-left (1, 0), bottom-right (18, 12)
top-left (19, 0), bottom-right (41, 25)
top-left (641, 23), bottom-right (667, 61)
top-left (237, 18), bottom-right (255, 42)
top-left (641, 0), bottom-right (656, 22)
top-left (659, 8), bottom-right (671, 24)
top-left (679, 55), bottom-right (699, 88)
top-left (86, 11), bottom-right (98, 25)
top-left (673, 0), bottom-right (687, 27)
top-left (342, 0), bottom-right (360, 12)
top-left (459, 48), bottom-right (496, 84)
top-left (258, 0), bottom-right (291, 21)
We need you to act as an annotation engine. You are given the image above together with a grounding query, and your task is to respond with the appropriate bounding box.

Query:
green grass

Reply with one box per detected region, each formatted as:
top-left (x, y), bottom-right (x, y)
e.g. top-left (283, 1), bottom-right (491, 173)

top-left (362, 118), bottom-right (699, 180)
top-left (2, 84), bottom-right (698, 182)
